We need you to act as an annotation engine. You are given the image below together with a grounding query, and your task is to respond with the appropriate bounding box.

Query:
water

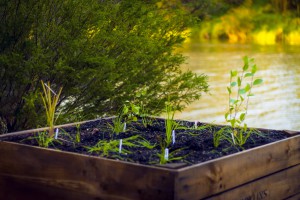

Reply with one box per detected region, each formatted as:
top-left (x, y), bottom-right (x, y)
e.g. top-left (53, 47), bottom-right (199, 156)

top-left (175, 42), bottom-right (300, 131)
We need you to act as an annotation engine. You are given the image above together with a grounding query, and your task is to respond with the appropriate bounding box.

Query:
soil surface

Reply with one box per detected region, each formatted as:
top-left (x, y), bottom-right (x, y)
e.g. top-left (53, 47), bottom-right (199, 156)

top-left (0, 118), bottom-right (290, 167)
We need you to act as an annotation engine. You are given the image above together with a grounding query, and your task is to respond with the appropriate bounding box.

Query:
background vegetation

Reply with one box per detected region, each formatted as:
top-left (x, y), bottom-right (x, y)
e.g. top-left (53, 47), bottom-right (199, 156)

top-left (0, 0), bottom-right (209, 132)
top-left (172, 0), bottom-right (300, 44)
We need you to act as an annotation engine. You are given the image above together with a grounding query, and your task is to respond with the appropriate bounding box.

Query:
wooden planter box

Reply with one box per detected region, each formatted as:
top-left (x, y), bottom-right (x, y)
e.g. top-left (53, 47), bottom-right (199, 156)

top-left (0, 120), bottom-right (299, 200)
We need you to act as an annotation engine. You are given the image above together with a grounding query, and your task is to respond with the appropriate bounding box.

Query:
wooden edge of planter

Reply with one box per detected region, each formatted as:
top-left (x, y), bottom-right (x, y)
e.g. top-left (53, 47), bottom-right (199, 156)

top-left (0, 117), bottom-right (117, 138)
top-left (0, 141), bottom-right (178, 200)
top-left (203, 163), bottom-right (300, 200)
top-left (174, 134), bottom-right (300, 199)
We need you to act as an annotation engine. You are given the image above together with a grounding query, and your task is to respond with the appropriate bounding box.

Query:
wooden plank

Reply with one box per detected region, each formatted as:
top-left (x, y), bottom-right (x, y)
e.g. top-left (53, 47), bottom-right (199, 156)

top-left (0, 141), bottom-right (176, 200)
top-left (174, 134), bottom-right (300, 200)
top-left (285, 192), bottom-right (300, 200)
top-left (0, 117), bottom-right (115, 138)
top-left (205, 164), bottom-right (300, 200)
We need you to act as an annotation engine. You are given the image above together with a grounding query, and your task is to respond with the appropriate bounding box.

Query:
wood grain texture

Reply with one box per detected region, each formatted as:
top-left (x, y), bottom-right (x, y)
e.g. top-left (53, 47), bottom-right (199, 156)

top-left (205, 164), bottom-right (300, 200)
top-left (0, 141), bottom-right (176, 200)
top-left (174, 134), bottom-right (300, 200)
top-left (285, 192), bottom-right (300, 200)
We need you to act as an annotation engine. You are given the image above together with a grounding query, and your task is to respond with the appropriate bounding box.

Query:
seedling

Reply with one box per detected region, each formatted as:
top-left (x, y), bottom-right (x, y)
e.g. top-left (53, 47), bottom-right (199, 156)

top-left (164, 100), bottom-right (179, 147)
top-left (75, 124), bottom-right (81, 143)
top-left (109, 102), bottom-right (140, 135)
top-left (215, 56), bottom-right (263, 147)
top-left (86, 135), bottom-right (140, 157)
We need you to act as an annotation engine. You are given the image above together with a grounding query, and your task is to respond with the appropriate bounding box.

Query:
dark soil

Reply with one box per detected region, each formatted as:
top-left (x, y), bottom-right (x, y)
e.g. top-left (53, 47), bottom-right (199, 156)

top-left (0, 118), bottom-right (290, 167)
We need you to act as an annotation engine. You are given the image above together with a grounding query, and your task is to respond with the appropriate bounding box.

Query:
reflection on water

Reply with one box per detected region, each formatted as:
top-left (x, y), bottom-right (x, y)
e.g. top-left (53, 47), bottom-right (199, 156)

top-left (175, 43), bottom-right (300, 131)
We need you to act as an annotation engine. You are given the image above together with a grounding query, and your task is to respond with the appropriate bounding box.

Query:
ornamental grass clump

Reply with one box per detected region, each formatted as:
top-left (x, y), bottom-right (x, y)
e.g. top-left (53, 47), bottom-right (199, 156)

top-left (40, 81), bottom-right (63, 137)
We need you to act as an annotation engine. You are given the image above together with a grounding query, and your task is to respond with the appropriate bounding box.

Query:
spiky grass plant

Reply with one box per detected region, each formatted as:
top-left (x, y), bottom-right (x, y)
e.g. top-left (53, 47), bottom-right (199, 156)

top-left (41, 81), bottom-right (62, 137)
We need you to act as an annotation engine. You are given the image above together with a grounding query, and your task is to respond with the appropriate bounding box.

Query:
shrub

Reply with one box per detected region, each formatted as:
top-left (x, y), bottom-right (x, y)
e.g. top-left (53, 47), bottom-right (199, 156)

top-left (0, 0), bottom-right (208, 132)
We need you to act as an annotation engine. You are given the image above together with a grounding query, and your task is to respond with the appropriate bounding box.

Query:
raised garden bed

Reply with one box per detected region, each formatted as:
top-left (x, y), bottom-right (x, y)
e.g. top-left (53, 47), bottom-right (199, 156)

top-left (0, 117), bottom-right (299, 200)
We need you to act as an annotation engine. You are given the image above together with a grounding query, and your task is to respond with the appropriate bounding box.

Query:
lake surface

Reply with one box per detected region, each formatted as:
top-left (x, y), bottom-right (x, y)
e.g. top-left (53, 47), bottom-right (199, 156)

top-left (175, 42), bottom-right (300, 131)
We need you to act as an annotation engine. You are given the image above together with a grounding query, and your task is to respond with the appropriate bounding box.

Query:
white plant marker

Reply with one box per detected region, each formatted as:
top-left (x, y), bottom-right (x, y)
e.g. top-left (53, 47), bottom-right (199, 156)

top-left (194, 120), bottom-right (198, 129)
top-left (172, 130), bottom-right (175, 145)
top-left (164, 148), bottom-right (169, 161)
top-left (231, 133), bottom-right (236, 145)
top-left (119, 139), bottom-right (123, 153)
top-left (44, 82), bottom-right (57, 96)
top-left (123, 122), bottom-right (127, 132)
top-left (54, 128), bottom-right (59, 139)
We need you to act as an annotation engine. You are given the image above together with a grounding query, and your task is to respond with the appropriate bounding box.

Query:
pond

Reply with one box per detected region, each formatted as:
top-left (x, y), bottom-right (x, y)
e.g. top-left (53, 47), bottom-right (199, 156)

top-left (175, 42), bottom-right (300, 131)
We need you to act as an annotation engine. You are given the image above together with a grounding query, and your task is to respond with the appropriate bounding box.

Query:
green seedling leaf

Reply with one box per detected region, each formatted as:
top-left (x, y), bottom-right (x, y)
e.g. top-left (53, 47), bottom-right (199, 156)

top-left (251, 64), bottom-right (257, 74)
top-left (231, 70), bottom-right (238, 77)
top-left (253, 79), bottom-right (263, 85)
top-left (230, 98), bottom-right (236, 104)
top-left (230, 82), bottom-right (237, 87)
top-left (230, 119), bottom-right (236, 127)
top-left (238, 89), bottom-right (246, 94)
top-left (132, 105), bottom-right (140, 114)
top-left (227, 86), bottom-right (231, 94)
top-left (225, 113), bottom-right (229, 120)
top-left (245, 83), bottom-right (251, 92)
top-left (123, 105), bottom-right (129, 114)
top-left (243, 56), bottom-right (249, 71)
top-left (237, 77), bottom-right (241, 86)
top-left (244, 73), bottom-right (253, 77)
top-left (240, 113), bottom-right (246, 121)
top-left (248, 93), bottom-right (255, 96)
top-left (240, 95), bottom-right (244, 101)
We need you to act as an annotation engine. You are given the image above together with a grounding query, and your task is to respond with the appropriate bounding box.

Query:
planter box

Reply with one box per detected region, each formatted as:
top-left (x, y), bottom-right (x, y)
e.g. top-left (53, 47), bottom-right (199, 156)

top-left (0, 120), bottom-right (299, 200)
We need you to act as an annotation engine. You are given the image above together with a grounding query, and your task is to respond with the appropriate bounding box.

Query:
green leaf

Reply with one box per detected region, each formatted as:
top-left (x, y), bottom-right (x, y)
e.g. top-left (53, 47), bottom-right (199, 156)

top-left (243, 56), bottom-right (249, 71)
top-left (230, 70), bottom-right (238, 77)
top-left (244, 73), bottom-right (253, 77)
top-left (251, 64), bottom-right (257, 74)
top-left (230, 82), bottom-right (237, 87)
top-left (240, 95), bottom-right (244, 101)
top-left (237, 77), bottom-right (241, 86)
top-left (225, 113), bottom-right (229, 120)
top-left (240, 113), bottom-right (246, 121)
top-left (230, 119), bottom-right (236, 127)
top-left (132, 105), bottom-right (140, 114)
top-left (123, 105), bottom-right (129, 114)
top-left (238, 89), bottom-right (246, 94)
top-left (227, 86), bottom-right (231, 94)
top-left (247, 93), bottom-right (255, 96)
top-left (230, 98), bottom-right (236, 104)
top-left (253, 79), bottom-right (263, 85)
top-left (245, 83), bottom-right (251, 92)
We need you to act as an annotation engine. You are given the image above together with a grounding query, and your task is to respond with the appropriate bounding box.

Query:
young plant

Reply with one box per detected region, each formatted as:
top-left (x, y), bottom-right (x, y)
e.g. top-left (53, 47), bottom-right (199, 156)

top-left (30, 131), bottom-right (62, 148)
top-left (109, 102), bottom-right (141, 134)
top-left (137, 138), bottom-right (156, 149)
top-left (40, 81), bottom-right (63, 137)
top-left (165, 101), bottom-right (179, 147)
top-left (86, 135), bottom-right (140, 157)
top-left (222, 56), bottom-right (263, 146)
top-left (75, 124), bottom-right (81, 143)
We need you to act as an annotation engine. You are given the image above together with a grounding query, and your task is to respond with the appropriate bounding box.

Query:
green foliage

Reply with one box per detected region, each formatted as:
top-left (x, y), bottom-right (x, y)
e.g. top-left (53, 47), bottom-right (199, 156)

top-left (214, 56), bottom-right (263, 147)
top-left (108, 101), bottom-right (141, 134)
top-left (157, 146), bottom-right (185, 165)
top-left (75, 124), bottom-right (81, 143)
top-left (0, 0), bottom-right (208, 132)
top-left (87, 135), bottom-right (140, 157)
top-left (29, 131), bottom-right (60, 148)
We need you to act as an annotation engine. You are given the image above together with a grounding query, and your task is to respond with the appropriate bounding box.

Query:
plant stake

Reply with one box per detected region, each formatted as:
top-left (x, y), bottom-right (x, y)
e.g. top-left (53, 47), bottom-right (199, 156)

top-left (119, 139), bottom-right (123, 153)
top-left (54, 128), bottom-right (59, 139)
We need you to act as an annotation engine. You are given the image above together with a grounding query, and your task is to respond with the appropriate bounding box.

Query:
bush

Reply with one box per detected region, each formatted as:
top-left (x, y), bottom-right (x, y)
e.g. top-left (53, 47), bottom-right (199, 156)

top-left (0, 0), bottom-right (208, 132)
